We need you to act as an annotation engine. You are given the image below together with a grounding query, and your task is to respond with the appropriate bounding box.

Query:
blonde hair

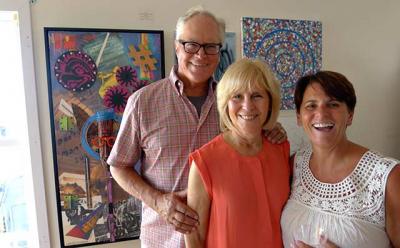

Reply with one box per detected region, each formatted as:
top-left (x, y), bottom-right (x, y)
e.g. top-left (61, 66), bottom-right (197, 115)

top-left (217, 58), bottom-right (281, 132)
top-left (175, 6), bottom-right (226, 43)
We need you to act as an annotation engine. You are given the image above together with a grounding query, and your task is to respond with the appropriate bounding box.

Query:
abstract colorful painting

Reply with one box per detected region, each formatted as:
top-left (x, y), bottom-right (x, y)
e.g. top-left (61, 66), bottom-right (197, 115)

top-left (44, 28), bottom-right (165, 247)
top-left (242, 17), bottom-right (322, 110)
top-left (214, 32), bottom-right (236, 81)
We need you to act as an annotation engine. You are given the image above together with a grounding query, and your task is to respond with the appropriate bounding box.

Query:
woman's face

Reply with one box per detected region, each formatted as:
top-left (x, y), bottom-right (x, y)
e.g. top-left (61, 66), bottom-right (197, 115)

top-left (227, 82), bottom-right (270, 139)
top-left (297, 82), bottom-right (353, 148)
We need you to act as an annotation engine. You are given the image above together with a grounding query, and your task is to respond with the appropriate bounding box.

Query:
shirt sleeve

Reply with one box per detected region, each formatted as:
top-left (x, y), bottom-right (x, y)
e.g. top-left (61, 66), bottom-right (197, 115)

top-left (107, 93), bottom-right (142, 167)
top-left (282, 140), bottom-right (293, 176)
top-left (189, 149), bottom-right (213, 201)
top-left (283, 140), bottom-right (290, 161)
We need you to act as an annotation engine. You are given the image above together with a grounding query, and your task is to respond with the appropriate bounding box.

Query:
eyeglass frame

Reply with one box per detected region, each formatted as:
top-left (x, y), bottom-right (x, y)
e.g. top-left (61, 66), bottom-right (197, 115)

top-left (178, 40), bottom-right (222, 55)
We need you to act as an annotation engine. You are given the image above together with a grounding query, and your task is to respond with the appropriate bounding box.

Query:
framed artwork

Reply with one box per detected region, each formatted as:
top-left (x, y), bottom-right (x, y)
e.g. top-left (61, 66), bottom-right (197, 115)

top-left (242, 17), bottom-right (322, 110)
top-left (44, 27), bottom-right (165, 247)
top-left (214, 32), bottom-right (236, 81)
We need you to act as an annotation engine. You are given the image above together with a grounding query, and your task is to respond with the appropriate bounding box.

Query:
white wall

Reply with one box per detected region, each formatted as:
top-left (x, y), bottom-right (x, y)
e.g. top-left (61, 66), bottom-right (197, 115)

top-left (30, 0), bottom-right (400, 247)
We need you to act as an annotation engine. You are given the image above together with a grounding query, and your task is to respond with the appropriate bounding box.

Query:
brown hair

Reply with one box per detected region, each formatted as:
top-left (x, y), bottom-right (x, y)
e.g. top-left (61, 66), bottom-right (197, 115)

top-left (294, 71), bottom-right (356, 113)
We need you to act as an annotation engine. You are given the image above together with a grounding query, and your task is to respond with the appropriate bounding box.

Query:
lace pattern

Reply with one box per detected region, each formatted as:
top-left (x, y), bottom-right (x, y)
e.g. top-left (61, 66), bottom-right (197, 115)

top-left (291, 146), bottom-right (398, 228)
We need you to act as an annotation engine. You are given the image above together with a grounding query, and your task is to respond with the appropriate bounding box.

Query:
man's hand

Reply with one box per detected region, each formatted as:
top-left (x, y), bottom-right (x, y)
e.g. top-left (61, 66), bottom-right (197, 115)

top-left (265, 122), bottom-right (287, 144)
top-left (155, 190), bottom-right (199, 234)
top-left (110, 166), bottom-right (199, 234)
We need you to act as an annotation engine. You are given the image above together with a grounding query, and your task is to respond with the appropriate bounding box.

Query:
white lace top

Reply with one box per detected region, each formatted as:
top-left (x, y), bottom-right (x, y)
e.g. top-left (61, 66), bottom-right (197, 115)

top-left (281, 146), bottom-right (398, 248)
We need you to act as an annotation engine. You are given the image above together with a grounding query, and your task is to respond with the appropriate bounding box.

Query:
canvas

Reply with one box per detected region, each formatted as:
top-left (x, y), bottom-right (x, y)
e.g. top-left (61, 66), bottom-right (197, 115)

top-left (44, 27), bottom-right (165, 247)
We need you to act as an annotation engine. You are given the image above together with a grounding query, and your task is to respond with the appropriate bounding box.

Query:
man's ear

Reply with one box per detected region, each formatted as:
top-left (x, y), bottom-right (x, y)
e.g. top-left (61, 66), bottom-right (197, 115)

top-left (174, 40), bottom-right (179, 52)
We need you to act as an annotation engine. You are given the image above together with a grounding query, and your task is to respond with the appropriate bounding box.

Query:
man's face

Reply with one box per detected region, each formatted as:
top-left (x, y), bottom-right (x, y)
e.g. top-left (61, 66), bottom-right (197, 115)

top-left (175, 15), bottom-right (221, 87)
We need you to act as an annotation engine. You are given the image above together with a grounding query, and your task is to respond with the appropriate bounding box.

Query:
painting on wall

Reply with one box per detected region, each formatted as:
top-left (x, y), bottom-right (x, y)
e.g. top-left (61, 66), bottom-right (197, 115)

top-left (242, 17), bottom-right (322, 110)
top-left (214, 32), bottom-right (236, 81)
top-left (44, 27), bottom-right (165, 247)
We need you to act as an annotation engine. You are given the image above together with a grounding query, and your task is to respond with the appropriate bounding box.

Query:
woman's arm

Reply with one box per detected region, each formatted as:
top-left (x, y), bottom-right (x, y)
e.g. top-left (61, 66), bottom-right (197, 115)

top-left (386, 164), bottom-right (400, 248)
top-left (184, 161), bottom-right (211, 248)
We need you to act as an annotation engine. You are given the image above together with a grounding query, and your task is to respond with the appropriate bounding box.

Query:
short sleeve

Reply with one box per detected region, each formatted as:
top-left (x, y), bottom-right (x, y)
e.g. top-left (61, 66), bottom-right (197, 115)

top-left (107, 93), bottom-right (142, 167)
top-left (189, 149), bottom-right (213, 200)
top-left (283, 140), bottom-right (290, 162)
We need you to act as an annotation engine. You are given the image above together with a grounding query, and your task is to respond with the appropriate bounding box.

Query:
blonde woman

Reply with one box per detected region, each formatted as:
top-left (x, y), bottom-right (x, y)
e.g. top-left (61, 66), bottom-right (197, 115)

top-left (185, 58), bottom-right (291, 248)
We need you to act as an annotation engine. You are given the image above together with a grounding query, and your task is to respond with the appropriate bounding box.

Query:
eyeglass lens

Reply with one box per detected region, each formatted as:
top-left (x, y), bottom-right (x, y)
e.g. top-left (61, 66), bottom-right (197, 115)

top-left (182, 41), bottom-right (221, 55)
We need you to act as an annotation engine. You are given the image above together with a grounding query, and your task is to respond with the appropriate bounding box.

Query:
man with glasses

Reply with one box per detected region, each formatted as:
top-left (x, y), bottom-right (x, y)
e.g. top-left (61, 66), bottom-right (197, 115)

top-left (107, 6), bottom-right (287, 248)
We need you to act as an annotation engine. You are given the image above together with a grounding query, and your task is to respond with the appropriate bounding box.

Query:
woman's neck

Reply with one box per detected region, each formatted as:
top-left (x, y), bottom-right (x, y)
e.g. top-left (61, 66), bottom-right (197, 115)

top-left (223, 130), bottom-right (263, 156)
top-left (309, 140), bottom-right (368, 183)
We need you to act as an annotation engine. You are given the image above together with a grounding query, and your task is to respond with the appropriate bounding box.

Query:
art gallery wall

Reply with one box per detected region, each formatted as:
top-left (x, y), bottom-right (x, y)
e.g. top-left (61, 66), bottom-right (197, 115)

top-left (30, 0), bottom-right (400, 247)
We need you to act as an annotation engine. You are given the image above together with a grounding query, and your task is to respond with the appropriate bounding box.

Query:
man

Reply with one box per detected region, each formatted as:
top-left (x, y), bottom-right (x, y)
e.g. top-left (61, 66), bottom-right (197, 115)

top-left (107, 6), bottom-right (287, 248)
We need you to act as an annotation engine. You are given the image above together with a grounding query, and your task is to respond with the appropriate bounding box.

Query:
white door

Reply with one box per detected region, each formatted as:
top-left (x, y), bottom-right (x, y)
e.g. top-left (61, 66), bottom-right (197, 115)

top-left (0, 1), bottom-right (50, 247)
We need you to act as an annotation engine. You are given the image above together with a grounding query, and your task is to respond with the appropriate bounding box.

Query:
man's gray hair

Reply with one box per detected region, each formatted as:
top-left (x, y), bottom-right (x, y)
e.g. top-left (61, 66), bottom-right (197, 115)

top-left (175, 6), bottom-right (226, 43)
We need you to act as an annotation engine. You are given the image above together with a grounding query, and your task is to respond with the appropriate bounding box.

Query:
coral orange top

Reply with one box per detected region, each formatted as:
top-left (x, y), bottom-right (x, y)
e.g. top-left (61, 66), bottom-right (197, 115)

top-left (189, 134), bottom-right (291, 248)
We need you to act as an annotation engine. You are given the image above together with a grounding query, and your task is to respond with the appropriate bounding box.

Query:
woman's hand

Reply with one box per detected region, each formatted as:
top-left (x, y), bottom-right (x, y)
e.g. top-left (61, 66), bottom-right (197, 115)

top-left (292, 235), bottom-right (339, 248)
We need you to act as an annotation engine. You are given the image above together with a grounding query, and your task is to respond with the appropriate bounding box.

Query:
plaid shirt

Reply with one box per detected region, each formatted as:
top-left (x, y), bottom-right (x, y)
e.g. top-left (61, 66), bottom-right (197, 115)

top-left (107, 66), bottom-right (219, 247)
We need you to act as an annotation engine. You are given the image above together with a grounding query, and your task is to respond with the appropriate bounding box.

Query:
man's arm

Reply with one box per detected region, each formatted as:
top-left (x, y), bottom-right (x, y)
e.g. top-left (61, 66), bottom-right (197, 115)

top-left (184, 161), bottom-right (210, 248)
top-left (110, 166), bottom-right (199, 234)
top-left (107, 93), bottom-right (199, 233)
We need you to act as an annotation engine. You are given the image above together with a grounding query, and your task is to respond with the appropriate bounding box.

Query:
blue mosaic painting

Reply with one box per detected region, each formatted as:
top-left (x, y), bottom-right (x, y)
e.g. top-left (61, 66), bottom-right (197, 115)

top-left (242, 17), bottom-right (322, 110)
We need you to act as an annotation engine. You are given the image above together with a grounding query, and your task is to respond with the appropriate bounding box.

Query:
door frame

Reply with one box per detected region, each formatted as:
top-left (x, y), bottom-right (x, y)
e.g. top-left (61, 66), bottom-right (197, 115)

top-left (0, 1), bottom-right (50, 247)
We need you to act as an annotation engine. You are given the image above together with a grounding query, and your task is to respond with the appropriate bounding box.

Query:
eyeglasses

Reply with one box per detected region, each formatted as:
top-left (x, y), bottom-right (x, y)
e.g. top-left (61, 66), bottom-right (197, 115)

top-left (178, 40), bottom-right (222, 55)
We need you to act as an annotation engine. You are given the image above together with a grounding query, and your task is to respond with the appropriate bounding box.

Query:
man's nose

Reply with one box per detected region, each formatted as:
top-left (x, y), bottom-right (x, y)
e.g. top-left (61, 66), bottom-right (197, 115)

top-left (195, 46), bottom-right (207, 56)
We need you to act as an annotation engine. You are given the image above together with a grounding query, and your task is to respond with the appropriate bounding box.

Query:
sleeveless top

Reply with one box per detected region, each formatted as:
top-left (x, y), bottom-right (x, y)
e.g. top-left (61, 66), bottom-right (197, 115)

top-left (190, 134), bottom-right (291, 248)
top-left (280, 146), bottom-right (398, 248)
